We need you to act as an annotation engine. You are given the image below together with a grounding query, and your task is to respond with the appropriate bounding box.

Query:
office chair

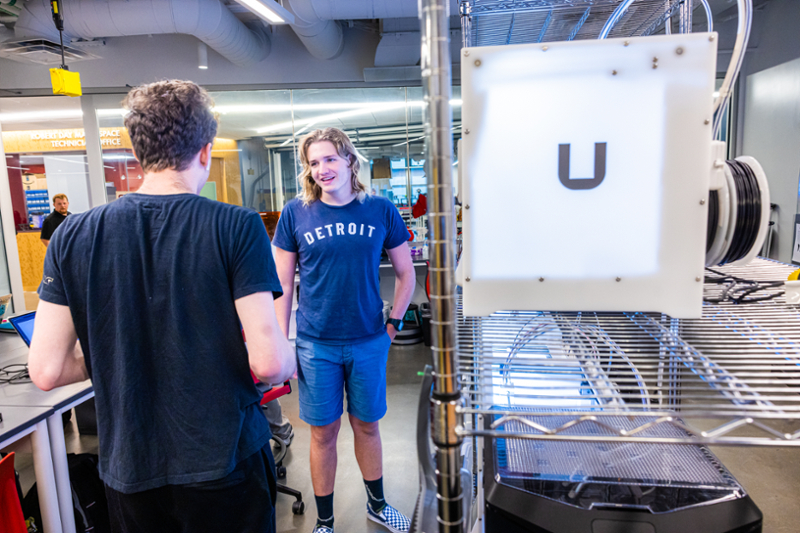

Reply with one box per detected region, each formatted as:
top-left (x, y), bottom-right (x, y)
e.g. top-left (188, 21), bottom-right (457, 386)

top-left (255, 380), bottom-right (305, 515)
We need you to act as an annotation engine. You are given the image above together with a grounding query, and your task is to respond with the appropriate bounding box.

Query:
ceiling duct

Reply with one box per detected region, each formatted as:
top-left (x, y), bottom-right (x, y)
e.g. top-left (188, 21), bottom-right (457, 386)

top-left (14, 0), bottom-right (271, 67)
top-left (283, 0), bottom-right (459, 61)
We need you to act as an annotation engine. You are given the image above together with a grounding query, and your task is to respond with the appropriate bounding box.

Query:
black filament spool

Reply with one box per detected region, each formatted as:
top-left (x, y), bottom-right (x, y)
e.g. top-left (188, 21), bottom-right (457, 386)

top-left (706, 189), bottom-right (719, 254)
top-left (720, 160), bottom-right (762, 265)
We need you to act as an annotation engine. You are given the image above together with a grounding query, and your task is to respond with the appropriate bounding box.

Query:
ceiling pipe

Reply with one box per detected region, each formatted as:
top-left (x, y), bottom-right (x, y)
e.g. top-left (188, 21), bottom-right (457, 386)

top-left (15, 0), bottom-right (271, 67)
top-left (283, 0), bottom-right (459, 61)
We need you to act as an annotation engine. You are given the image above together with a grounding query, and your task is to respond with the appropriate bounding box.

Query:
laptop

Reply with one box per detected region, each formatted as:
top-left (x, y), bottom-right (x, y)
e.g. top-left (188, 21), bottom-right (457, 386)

top-left (8, 311), bottom-right (36, 346)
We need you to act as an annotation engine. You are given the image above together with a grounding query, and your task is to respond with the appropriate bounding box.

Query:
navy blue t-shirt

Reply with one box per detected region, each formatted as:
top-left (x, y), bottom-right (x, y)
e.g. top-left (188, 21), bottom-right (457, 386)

top-left (272, 195), bottom-right (409, 344)
top-left (38, 193), bottom-right (283, 493)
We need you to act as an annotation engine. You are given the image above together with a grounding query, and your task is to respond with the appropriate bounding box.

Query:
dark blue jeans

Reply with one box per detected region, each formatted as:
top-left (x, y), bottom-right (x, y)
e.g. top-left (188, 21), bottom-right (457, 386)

top-left (104, 444), bottom-right (276, 533)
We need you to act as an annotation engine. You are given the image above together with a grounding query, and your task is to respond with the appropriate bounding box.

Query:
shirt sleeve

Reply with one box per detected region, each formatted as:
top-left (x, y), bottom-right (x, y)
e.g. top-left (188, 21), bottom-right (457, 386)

top-left (384, 200), bottom-right (411, 250)
top-left (40, 216), bottom-right (55, 240)
top-left (271, 203), bottom-right (298, 253)
top-left (38, 222), bottom-right (69, 305)
top-left (230, 212), bottom-right (284, 301)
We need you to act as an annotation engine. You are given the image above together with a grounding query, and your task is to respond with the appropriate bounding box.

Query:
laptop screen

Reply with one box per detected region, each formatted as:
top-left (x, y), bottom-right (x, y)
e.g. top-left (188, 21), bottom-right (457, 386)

top-left (9, 311), bottom-right (36, 347)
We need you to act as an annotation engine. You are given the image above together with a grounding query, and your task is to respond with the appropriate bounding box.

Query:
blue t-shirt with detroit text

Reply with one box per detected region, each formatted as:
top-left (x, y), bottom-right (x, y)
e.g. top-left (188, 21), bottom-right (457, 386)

top-left (38, 193), bottom-right (282, 493)
top-left (272, 195), bottom-right (409, 344)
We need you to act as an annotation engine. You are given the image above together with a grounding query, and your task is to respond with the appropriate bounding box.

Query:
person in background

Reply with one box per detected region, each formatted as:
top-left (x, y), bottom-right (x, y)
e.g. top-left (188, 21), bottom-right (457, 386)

top-left (28, 79), bottom-right (296, 533)
top-left (40, 193), bottom-right (70, 247)
top-left (272, 127), bottom-right (416, 533)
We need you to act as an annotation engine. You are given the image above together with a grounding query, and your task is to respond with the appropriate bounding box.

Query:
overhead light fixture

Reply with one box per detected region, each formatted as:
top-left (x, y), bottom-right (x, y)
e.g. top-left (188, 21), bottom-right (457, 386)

top-left (0, 109), bottom-right (82, 122)
top-left (232, 0), bottom-right (295, 25)
top-left (198, 42), bottom-right (208, 70)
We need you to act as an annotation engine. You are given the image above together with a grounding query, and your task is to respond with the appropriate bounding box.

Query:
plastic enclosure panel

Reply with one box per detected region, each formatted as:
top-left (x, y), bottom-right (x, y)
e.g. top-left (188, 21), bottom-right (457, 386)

top-left (460, 34), bottom-right (717, 318)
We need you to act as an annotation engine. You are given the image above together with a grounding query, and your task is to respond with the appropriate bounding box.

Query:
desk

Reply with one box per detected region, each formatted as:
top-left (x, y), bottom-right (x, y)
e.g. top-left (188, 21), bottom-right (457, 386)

top-left (0, 333), bottom-right (94, 533)
top-left (0, 405), bottom-right (60, 533)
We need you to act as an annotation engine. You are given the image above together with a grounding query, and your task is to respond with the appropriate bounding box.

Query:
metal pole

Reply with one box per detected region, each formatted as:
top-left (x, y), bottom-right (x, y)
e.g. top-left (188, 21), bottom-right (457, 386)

top-left (460, 1), bottom-right (472, 49)
top-left (679, 0), bottom-right (693, 33)
top-left (420, 0), bottom-right (463, 532)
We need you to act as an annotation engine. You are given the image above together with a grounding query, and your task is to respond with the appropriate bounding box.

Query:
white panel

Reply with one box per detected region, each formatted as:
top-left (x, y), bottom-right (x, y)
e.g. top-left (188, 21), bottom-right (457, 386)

top-left (461, 34), bottom-right (717, 318)
top-left (44, 155), bottom-right (91, 214)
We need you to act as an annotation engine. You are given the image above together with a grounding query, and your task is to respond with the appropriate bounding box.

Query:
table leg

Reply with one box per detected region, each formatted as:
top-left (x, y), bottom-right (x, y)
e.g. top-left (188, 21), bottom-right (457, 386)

top-left (30, 419), bottom-right (63, 533)
top-left (48, 412), bottom-right (78, 533)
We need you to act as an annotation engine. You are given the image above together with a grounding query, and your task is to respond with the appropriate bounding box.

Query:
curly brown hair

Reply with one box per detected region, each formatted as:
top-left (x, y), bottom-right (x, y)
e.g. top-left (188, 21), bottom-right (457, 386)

top-left (122, 80), bottom-right (218, 173)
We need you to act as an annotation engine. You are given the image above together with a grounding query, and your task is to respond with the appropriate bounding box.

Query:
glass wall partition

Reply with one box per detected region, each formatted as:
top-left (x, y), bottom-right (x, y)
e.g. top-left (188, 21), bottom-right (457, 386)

top-left (0, 95), bottom-right (90, 310)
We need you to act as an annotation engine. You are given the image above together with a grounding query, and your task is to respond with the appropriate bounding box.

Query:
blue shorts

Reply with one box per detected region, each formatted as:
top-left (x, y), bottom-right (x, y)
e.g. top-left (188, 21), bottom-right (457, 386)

top-left (295, 334), bottom-right (392, 427)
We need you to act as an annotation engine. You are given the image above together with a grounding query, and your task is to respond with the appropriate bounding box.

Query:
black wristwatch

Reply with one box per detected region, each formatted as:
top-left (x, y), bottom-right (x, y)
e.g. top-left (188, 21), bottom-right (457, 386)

top-left (386, 318), bottom-right (404, 332)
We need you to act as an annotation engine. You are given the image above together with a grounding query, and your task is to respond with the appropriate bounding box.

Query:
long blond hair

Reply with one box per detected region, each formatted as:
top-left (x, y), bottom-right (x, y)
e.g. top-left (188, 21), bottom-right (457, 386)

top-left (297, 127), bottom-right (367, 206)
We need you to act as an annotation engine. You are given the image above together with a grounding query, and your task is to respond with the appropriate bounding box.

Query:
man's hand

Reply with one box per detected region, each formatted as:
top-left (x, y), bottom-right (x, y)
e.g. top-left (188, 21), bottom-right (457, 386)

top-left (387, 323), bottom-right (399, 342)
top-left (236, 291), bottom-right (296, 385)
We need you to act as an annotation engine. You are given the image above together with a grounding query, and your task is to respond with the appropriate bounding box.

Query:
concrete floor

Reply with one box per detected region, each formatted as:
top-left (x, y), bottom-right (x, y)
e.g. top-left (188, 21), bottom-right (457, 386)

top-left (11, 341), bottom-right (800, 533)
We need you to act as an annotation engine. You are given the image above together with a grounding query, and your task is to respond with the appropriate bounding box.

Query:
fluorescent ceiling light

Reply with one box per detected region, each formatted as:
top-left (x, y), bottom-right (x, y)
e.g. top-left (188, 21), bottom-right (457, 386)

top-left (233, 0), bottom-right (295, 24)
top-left (198, 42), bottom-right (208, 70)
top-left (0, 109), bottom-right (82, 122)
top-left (256, 103), bottom-right (408, 134)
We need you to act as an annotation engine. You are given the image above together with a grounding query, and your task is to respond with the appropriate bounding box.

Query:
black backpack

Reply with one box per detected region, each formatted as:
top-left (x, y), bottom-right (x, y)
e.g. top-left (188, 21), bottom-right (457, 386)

top-left (22, 453), bottom-right (111, 533)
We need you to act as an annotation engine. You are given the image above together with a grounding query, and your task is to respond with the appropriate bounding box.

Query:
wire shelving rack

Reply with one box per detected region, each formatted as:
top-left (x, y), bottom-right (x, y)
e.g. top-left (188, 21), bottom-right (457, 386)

top-left (464, 0), bottom-right (687, 46)
top-left (456, 259), bottom-right (800, 447)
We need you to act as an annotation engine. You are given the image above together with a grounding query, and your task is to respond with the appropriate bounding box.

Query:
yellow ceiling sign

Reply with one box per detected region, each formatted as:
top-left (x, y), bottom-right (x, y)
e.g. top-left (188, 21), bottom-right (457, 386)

top-left (1, 127), bottom-right (133, 153)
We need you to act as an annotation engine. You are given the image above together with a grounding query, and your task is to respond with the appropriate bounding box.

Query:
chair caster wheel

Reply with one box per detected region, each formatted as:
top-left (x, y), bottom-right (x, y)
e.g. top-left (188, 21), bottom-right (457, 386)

top-left (277, 465), bottom-right (287, 479)
top-left (292, 501), bottom-right (305, 515)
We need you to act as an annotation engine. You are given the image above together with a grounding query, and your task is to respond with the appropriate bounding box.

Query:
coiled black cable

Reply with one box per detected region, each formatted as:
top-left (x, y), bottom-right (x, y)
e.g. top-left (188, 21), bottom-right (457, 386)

top-left (719, 160), bottom-right (761, 265)
top-left (706, 190), bottom-right (719, 254)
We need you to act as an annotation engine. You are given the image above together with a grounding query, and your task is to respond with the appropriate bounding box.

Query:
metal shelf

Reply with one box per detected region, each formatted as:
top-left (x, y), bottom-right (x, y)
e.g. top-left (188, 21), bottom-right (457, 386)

top-left (456, 258), bottom-right (800, 446)
top-left (465, 0), bottom-right (683, 46)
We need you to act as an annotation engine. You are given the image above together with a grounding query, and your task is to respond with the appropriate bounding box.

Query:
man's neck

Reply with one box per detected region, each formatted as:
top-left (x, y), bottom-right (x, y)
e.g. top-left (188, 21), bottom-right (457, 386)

top-left (136, 169), bottom-right (201, 196)
top-left (321, 190), bottom-right (357, 206)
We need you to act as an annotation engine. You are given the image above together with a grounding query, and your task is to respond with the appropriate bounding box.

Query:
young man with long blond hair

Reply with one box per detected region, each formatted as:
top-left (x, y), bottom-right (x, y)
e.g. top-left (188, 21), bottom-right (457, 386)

top-left (272, 127), bottom-right (415, 533)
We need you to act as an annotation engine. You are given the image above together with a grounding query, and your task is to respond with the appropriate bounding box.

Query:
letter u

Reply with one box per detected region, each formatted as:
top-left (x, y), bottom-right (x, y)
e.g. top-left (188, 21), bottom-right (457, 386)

top-left (558, 143), bottom-right (607, 190)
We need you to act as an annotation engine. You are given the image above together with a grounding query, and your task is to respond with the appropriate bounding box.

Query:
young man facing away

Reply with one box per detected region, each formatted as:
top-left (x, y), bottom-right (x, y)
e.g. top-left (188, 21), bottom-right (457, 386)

top-left (272, 127), bottom-right (416, 533)
top-left (28, 80), bottom-right (296, 533)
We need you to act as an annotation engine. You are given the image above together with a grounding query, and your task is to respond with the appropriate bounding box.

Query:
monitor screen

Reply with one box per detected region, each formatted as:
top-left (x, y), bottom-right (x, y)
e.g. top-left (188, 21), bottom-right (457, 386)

top-left (9, 311), bottom-right (36, 347)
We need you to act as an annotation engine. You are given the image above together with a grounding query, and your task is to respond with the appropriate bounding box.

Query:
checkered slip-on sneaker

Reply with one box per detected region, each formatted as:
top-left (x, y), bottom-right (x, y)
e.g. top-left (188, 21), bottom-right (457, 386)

top-left (366, 503), bottom-right (411, 533)
top-left (311, 525), bottom-right (333, 533)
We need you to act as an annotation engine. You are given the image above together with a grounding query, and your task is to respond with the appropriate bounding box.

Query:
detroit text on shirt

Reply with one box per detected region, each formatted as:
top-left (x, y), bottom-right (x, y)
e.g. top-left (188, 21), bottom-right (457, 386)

top-left (304, 223), bottom-right (377, 245)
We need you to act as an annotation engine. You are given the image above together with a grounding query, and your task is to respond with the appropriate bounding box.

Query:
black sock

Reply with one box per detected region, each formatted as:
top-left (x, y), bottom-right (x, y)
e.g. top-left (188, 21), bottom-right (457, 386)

top-left (364, 477), bottom-right (386, 513)
top-left (315, 492), bottom-right (334, 529)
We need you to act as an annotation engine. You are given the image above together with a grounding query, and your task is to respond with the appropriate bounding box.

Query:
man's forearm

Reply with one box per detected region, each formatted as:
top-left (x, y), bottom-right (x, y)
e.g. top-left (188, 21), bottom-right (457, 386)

top-left (274, 280), bottom-right (294, 339)
top-left (390, 270), bottom-right (415, 320)
top-left (31, 340), bottom-right (89, 391)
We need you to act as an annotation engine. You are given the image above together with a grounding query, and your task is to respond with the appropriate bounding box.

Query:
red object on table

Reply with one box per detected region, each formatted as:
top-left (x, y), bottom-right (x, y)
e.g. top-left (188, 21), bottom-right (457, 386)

top-left (412, 193), bottom-right (427, 219)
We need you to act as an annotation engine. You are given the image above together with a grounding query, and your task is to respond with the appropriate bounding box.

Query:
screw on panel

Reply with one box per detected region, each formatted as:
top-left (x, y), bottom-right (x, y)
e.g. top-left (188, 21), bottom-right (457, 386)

top-left (539, 277), bottom-right (544, 282)
top-left (652, 64), bottom-right (658, 69)
top-left (624, 41), bottom-right (630, 46)
top-left (464, 50), bottom-right (470, 56)
top-left (465, 204), bottom-right (470, 209)
top-left (466, 277), bottom-right (471, 282)
top-left (616, 277), bottom-right (621, 282)
top-left (474, 59), bottom-right (482, 67)
top-left (464, 128), bottom-right (470, 135)
top-left (700, 199), bottom-right (706, 205)
top-left (709, 35), bottom-right (715, 42)
top-left (612, 70), bottom-right (618, 75)
top-left (676, 47), bottom-right (684, 55)
top-left (704, 119), bottom-right (710, 125)
top-left (696, 277), bottom-right (702, 282)
top-left (653, 57), bottom-right (658, 62)
top-left (542, 46), bottom-right (549, 51)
